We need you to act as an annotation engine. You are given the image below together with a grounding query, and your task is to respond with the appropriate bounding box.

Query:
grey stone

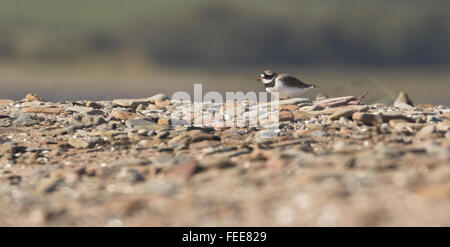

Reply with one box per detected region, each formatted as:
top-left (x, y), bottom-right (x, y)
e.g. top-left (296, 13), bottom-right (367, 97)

top-left (148, 93), bottom-right (168, 102)
top-left (13, 115), bottom-right (37, 126)
top-left (86, 109), bottom-right (105, 116)
top-left (127, 118), bottom-right (156, 128)
top-left (119, 168), bottom-right (146, 184)
top-left (279, 98), bottom-right (312, 106)
top-left (394, 91), bottom-right (414, 107)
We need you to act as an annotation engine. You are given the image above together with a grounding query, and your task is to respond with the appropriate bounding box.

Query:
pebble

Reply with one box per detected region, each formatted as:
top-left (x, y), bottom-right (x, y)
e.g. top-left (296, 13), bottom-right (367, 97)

top-left (0, 99), bottom-right (14, 105)
top-left (13, 114), bottom-right (37, 126)
top-left (380, 112), bottom-right (415, 123)
top-left (394, 91), bottom-right (414, 107)
top-left (279, 111), bottom-right (293, 122)
top-left (86, 101), bottom-right (103, 109)
top-left (22, 107), bottom-right (63, 115)
top-left (148, 93), bottom-right (168, 102)
top-left (329, 106), bottom-right (368, 121)
top-left (85, 109), bottom-right (105, 116)
top-left (25, 93), bottom-right (45, 102)
top-left (165, 160), bottom-right (199, 182)
top-left (111, 158), bottom-right (151, 167)
top-left (300, 105), bottom-right (324, 111)
top-left (112, 98), bottom-right (150, 108)
top-left (127, 118), bottom-right (156, 128)
top-left (157, 118), bottom-right (171, 126)
top-left (68, 136), bottom-right (99, 149)
top-left (352, 112), bottom-right (377, 125)
top-left (279, 98), bottom-right (311, 106)
top-left (279, 105), bottom-right (299, 111)
top-left (415, 125), bottom-right (435, 139)
top-left (315, 96), bottom-right (357, 107)
top-left (293, 111), bottom-right (313, 121)
top-left (110, 110), bottom-right (144, 120)
top-left (119, 168), bottom-right (146, 184)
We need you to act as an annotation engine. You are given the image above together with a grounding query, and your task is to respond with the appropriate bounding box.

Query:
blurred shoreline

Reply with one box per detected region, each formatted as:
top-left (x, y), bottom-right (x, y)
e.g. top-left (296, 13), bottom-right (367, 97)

top-left (1, 60), bottom-right (449, 105)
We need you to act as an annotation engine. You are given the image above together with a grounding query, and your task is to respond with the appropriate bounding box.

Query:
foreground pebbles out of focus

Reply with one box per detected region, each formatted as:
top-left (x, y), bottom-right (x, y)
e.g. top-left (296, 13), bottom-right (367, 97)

top-left (0, 92), bottom-right (449, 226)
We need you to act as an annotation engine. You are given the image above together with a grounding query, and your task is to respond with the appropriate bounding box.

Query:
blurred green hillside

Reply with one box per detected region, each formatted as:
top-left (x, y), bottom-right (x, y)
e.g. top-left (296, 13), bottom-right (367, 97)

top-left (1, 0), bottom-right (450, 66)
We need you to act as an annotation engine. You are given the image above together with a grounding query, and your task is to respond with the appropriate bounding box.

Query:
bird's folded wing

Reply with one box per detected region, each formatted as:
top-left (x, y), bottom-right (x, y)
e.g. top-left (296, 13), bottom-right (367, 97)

top-left (277, 74), bottom-right (313, 88)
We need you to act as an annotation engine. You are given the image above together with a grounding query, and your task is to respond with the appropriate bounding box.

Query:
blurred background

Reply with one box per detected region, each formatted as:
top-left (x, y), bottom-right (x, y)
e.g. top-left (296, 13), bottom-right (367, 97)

top-left (1, 0), bottom-right (449, 104)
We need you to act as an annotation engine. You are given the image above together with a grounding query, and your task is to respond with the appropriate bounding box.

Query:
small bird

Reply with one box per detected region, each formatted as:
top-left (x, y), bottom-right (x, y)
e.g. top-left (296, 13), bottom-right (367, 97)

top-left (258, 70), bottom-right (318, 99)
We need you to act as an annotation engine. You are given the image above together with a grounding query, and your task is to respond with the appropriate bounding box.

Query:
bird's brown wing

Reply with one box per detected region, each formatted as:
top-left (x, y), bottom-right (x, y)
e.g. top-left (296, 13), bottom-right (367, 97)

top-left (277, 74), bottom-right (316, 88)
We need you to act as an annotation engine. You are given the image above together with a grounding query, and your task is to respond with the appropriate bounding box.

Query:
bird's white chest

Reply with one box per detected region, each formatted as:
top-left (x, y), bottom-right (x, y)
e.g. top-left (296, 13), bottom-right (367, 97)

top-left (265, 80), bottom-right (311, 98)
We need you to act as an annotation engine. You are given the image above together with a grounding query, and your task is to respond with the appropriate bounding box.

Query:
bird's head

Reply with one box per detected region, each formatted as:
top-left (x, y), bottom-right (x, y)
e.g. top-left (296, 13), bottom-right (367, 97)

top-left (258, 70), bottom-right (277, 84)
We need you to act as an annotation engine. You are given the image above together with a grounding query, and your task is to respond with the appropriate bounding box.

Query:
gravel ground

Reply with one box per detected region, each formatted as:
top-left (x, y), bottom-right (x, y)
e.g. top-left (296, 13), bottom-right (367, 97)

top-left (0, 92), bottom-right (449, 226)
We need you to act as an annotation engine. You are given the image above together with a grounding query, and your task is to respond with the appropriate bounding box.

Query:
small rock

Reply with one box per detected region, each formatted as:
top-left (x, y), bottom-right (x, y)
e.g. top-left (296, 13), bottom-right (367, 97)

top-left (158, 118), bottom-right (171, 126)
top-left (417, 103), bottom-right (433, 109)
top-left (279, 98), bottom-right (311, 106)
top-left (86, 109), bottom-right (105, 116)
top-left (25, 93), bottom-right (44, 102)
top-left (127, 118), bottom-right (156, 128)
top-left (394, 102), bottom-right (414, 110)
top-left (189, 130), bottom-right (220, 142)
top-left (189, 140), bottom-right (221, 150)
top-left (166, 160), bottom-right (200, 182)
top-left (329, 106), bottom-right (368, 121)
top-left (36, 170), bottom-right (65, 194)
top-left (135, 104), bottom-right (146, 112)
top-left (415, 125), bottom-right (435, 139)
top-left (381, 112), bottom-right (415, 123)
top-left (86, 101), bottom-right (103, 109)
top-left (147, 179), bottom-right (179, 196)
top-left (436, 121), bottom-right (450, 131)
top-left (148, 93), bottom-right (168, 102)
top-left (279, 111), bottom-right (293, 122)
top-left (394, 91), bottom-right (413, 107)
top-left (292, 111), bottom-right (313, 121)
top-left (68, 136), bottom-right (99, 149)
top-left (156, 131), bottom-right (170, 139)
top-left (154, 99), bottom-right (171, 107)
top-left (119, 168), bottom-right (146, 184)
top-left (13, 115), bottom-right (37, 126)
top-left (352, 112), bottom-right (377, 125)
top-left (110, 110), bottom-right (144, 120)
top-left (82, 115), bottom-right (105, 126)
top-left (199, 158), bottom-right (236, 169)
top-left (0, 144), bottom-right (27, 155)
top-left (111, 158), bottom-right (150, 167)
top-left (0, 99), bottom-right (14, 105)
top-left (7, 175), bottom-right (22, 185)
top-left (310, 131), bottom-right (327, 138)
top-left (300, 105), bottom-right (324, 111)
top-left (266, 155), bottom-right (287, 169)
top-left (22, 106), bottom-right (63, 115)
top-left (112, 98), bottom-right (149, 108)
top-left (315, 96), bottom-right (358, 107)
top-left (279, 105), bottom-right (299, 111)
top-left (426, 115), bottom-right (441, 123)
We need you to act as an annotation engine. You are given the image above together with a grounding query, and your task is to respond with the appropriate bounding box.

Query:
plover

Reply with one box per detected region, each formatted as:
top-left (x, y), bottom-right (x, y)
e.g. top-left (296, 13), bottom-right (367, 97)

top-left (258, 70), bottom-right (318, 99)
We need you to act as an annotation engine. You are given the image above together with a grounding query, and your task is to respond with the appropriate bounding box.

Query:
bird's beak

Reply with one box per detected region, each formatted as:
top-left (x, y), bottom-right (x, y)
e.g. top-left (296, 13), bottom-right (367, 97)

top-left (258, 76), bottom-right (262, 81)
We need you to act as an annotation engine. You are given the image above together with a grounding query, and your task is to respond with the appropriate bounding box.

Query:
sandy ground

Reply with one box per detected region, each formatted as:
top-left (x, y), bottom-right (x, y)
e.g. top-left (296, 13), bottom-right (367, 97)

top-left (0, 92), bottom-right (449, 226)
